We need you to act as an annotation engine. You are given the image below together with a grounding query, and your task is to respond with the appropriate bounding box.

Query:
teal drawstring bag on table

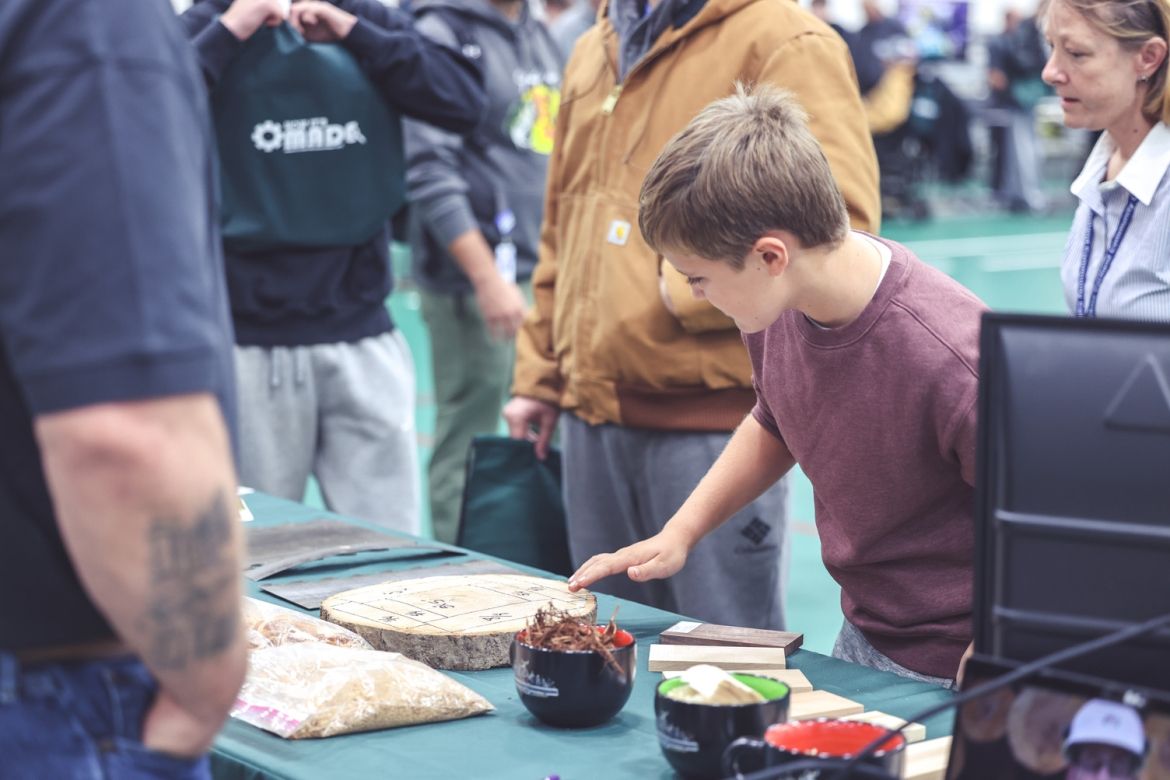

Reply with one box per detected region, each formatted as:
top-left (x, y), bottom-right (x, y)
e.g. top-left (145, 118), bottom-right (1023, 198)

top-left (456, 436), bottom-right (572, 577)
top-left (210, 23), bottom-right (405, 252)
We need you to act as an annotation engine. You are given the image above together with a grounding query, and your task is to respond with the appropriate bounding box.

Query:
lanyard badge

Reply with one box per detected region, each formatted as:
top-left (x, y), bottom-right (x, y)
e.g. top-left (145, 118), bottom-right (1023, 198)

top-left (494, 209), bottom-right (517, 285)
top-left (1075, 193), bottom-right (1138, 318)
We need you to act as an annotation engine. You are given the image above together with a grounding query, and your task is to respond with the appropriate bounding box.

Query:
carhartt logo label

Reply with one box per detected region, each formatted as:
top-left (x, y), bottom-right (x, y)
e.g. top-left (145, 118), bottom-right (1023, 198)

top-left (251, 117), bottom-right (367, 154)
top-left (740, 517), bottom-right (771, 545)
top-left (607, 220), bottom-right (631, 245)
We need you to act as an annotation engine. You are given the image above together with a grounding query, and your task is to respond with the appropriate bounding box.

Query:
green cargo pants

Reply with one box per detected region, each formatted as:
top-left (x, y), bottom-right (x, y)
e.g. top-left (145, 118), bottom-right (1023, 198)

top-left (420, 286), bottom-right (530, 544)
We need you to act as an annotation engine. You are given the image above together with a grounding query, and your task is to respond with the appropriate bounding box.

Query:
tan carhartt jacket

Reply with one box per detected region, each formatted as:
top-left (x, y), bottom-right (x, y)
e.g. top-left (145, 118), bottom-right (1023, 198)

top-left (513, 0), bottom-right (880, 430)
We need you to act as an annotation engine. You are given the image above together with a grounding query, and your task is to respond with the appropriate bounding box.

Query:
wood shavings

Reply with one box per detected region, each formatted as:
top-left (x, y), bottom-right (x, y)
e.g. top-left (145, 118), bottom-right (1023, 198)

top-left (522, 604), bottom-right (624, 673)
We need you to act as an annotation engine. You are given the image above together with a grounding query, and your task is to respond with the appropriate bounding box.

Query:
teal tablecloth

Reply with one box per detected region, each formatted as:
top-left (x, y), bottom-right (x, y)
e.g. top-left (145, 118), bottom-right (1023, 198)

top-left (214, 494), bottom-right (954, 780)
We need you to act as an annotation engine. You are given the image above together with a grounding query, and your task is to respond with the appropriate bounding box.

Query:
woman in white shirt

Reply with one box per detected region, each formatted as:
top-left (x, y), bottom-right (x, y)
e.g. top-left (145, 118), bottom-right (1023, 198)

top-left (1043, 0), bottom-right (1170, 321)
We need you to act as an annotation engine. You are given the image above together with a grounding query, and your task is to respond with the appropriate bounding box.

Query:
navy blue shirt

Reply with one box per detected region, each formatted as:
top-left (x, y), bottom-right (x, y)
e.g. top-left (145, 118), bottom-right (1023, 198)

top-left (0, 0), bottom-right (237, 650)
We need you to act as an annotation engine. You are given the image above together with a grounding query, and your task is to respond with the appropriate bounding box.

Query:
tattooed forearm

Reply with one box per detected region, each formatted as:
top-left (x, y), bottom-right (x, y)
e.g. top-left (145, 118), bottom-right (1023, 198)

top-left (142, 490), bottom-right (240, 669)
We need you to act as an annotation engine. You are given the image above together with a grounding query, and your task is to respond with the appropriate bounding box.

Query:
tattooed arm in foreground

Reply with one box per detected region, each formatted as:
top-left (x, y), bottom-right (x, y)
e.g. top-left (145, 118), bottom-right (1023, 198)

top-left (35, 393), bottom-right (246, 759)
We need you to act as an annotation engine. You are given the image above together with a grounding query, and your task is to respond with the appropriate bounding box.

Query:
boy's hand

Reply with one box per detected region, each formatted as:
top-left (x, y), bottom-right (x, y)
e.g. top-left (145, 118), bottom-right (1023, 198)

top-left (289, 1), bottom-right (358, 42)
top-left (568, 529), bottom-right (691, 592)
top-left (220, 0), bottom-right (287, 41)
top-left (503, 396), bottom-right (559, 461)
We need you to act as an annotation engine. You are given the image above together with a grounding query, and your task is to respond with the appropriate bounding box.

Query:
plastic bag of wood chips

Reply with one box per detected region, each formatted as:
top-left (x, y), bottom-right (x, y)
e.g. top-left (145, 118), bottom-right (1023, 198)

top-left (244, 597), bottom-right (371, 650)
top-left (232, 643), bottom-right (494, 738)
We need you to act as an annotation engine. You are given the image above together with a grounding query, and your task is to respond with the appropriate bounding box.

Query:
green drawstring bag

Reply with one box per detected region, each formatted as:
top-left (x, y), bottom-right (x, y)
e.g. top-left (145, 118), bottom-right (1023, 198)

top-left (457, 436), bottom-right (572, 577)
top-left (211, 23), bottom-right (404, 252)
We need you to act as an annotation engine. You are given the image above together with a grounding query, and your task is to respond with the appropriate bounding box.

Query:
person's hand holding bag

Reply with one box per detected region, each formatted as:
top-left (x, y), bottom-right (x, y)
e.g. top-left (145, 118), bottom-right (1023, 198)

top-left (289, 1), bottom-right (358, 42)
top-left (221, 0), bottom-right (288, 41)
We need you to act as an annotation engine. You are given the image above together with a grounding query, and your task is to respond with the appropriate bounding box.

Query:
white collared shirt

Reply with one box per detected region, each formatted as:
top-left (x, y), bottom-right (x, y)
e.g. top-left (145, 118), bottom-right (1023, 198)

top-left (1060, 122), bottom-right (1170, 321)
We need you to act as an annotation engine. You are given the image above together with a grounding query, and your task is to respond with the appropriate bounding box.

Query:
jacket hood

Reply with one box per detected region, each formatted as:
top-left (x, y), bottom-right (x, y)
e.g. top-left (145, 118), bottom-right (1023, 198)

top-left (598, 0), bottom-right (770, 43)
top-left (594, 0), bottom-right (781, 80)
top-left (413, 0), bottom-right (535, 35)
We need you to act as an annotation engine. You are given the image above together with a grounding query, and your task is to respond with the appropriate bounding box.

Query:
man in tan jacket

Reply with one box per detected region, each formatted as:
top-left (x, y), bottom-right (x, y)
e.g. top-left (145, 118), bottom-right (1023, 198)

top-left (504, 0), bottom-right (879, 629)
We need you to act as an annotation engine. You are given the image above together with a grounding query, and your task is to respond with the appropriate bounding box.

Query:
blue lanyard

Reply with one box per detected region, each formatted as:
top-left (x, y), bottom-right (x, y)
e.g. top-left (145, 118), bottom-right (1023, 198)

top-left (1075, 193), bottom-right (1139, 318)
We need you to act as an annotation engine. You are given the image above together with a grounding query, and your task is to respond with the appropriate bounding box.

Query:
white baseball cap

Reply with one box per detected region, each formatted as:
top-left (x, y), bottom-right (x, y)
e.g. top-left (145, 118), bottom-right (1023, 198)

top-left (1064, 699), bottom-right (1146, 757)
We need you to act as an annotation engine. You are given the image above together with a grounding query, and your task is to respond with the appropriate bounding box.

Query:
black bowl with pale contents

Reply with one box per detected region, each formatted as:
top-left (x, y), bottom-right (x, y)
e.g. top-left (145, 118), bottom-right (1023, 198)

top-left (655, 674), bottom-right (791, 779)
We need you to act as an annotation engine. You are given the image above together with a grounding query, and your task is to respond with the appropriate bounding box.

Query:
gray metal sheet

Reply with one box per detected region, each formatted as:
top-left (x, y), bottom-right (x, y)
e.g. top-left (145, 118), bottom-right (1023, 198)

top-left (244, 519), bottom-right (445, 580)
top-left (260, 558), bottom-right (527, 610)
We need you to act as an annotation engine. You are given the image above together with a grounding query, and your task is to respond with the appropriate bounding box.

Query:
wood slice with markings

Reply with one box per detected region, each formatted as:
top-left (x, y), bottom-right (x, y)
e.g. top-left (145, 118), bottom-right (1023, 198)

top-left (320, 574), bottom-right (597, 670)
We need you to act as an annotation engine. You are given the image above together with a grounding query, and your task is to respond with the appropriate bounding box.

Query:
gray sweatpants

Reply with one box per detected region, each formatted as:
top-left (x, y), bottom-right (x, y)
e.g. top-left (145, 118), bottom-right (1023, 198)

top-left (234, 331), bottom-right (420, 534)
top-left (561, 414), bottom-right (788, 630)
top-left (833, 620), bottom-right (956, 688)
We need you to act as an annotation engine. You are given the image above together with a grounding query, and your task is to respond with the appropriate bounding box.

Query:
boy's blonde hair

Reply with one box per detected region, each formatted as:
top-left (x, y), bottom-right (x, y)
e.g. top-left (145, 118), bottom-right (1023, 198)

top-left (1040, 0), bottom-right (1170, 124)
top-left (638, 83), bottom-right (849, 268)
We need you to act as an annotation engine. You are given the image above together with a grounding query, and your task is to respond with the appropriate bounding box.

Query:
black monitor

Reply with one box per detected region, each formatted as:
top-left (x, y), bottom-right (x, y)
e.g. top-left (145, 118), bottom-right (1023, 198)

top-left (975, 313), bottom-right (1170, 692)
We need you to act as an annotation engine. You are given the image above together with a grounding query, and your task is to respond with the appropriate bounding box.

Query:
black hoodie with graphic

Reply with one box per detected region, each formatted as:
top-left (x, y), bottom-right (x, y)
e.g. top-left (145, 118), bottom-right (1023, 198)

top-left (182, 0), bottom-right (486, 346)
top-left (404, 0), bottom-right (564, 295)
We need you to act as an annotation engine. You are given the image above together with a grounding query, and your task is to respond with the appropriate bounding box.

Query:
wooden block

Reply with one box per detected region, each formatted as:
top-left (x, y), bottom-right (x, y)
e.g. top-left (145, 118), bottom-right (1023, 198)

top-left (788, 690), bottom-right (865, 720)
top-left (902, 736), bottom-right (952, 780)
top-left (659, 621), bottom-right (803, 653)
top-left (840, 711), bottom-right (927, 743)
top-left (661, 668), bottom-right (813, 693)
top-left (647, 644), bottom-right (786, 672)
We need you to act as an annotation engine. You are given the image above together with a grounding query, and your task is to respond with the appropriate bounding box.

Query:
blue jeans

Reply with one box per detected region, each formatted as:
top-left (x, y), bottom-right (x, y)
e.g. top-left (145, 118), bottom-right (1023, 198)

top-left (0, 653), bottom-right (210, 780)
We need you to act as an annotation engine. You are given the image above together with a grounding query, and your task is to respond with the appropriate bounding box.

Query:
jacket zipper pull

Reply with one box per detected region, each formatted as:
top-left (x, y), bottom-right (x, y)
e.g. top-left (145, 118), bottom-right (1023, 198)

top-left (601, 85), bottom-right (623, 115)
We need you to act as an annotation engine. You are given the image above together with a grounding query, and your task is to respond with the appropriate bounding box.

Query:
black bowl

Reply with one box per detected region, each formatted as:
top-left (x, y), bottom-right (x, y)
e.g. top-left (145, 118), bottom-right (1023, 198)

top-left (510, 627), bottom-right (637, 728)
top-left (655, 674), bottom-right (791, 779)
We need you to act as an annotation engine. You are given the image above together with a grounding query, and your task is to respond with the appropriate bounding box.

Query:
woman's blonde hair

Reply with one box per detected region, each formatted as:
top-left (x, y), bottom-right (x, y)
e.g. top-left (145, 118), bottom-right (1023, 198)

top-left (1042, 0), bottom-right (1170, 124)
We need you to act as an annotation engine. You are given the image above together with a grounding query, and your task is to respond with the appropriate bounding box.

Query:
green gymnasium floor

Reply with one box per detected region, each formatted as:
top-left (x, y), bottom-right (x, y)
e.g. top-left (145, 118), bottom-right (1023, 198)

top-left (305, 211), bottom-right (1075, 654)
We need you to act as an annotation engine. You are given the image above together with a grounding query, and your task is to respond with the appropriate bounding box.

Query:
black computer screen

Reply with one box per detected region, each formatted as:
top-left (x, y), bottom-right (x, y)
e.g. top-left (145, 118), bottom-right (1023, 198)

top-left (974, 313), bottom-right (1170, 691)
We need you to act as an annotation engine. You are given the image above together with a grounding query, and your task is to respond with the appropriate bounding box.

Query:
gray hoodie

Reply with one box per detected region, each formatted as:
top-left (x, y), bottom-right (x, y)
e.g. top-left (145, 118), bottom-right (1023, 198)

top-left (405, 0), bottom-right (564, 294)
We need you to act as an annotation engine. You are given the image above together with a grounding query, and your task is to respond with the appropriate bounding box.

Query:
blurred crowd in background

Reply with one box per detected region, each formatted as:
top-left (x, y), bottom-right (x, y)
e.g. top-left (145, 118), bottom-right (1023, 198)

top-left (172, 0), bottom-right (1089, 224)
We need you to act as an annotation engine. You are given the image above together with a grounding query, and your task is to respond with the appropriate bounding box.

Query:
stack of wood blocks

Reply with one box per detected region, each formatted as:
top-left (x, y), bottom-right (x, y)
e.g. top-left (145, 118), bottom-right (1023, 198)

top-left (653, 622), bottom-right (951, 780)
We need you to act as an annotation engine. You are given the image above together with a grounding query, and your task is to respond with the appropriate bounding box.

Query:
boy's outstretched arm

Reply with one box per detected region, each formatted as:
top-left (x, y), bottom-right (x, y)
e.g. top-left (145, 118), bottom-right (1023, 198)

top-left (568, 414), bottom-right (796, 591)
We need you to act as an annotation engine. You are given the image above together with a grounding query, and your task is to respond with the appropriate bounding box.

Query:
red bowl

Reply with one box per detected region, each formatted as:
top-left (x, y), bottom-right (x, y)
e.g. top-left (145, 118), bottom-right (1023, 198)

top-left (724, 717), bottom-right (907, 777)
top-left (765, 718), bottom-right (906, 758)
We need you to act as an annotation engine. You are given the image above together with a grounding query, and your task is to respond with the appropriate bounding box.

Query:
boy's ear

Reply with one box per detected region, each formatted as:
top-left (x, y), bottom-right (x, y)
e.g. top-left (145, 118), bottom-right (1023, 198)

top-left (753, 233), bottom-right (791, 277)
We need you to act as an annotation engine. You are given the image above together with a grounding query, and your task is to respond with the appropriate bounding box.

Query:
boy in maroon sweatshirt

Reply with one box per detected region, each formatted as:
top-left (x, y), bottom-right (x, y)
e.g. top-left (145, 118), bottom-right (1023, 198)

top-left (569, 84), bottom-right (985, 685)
